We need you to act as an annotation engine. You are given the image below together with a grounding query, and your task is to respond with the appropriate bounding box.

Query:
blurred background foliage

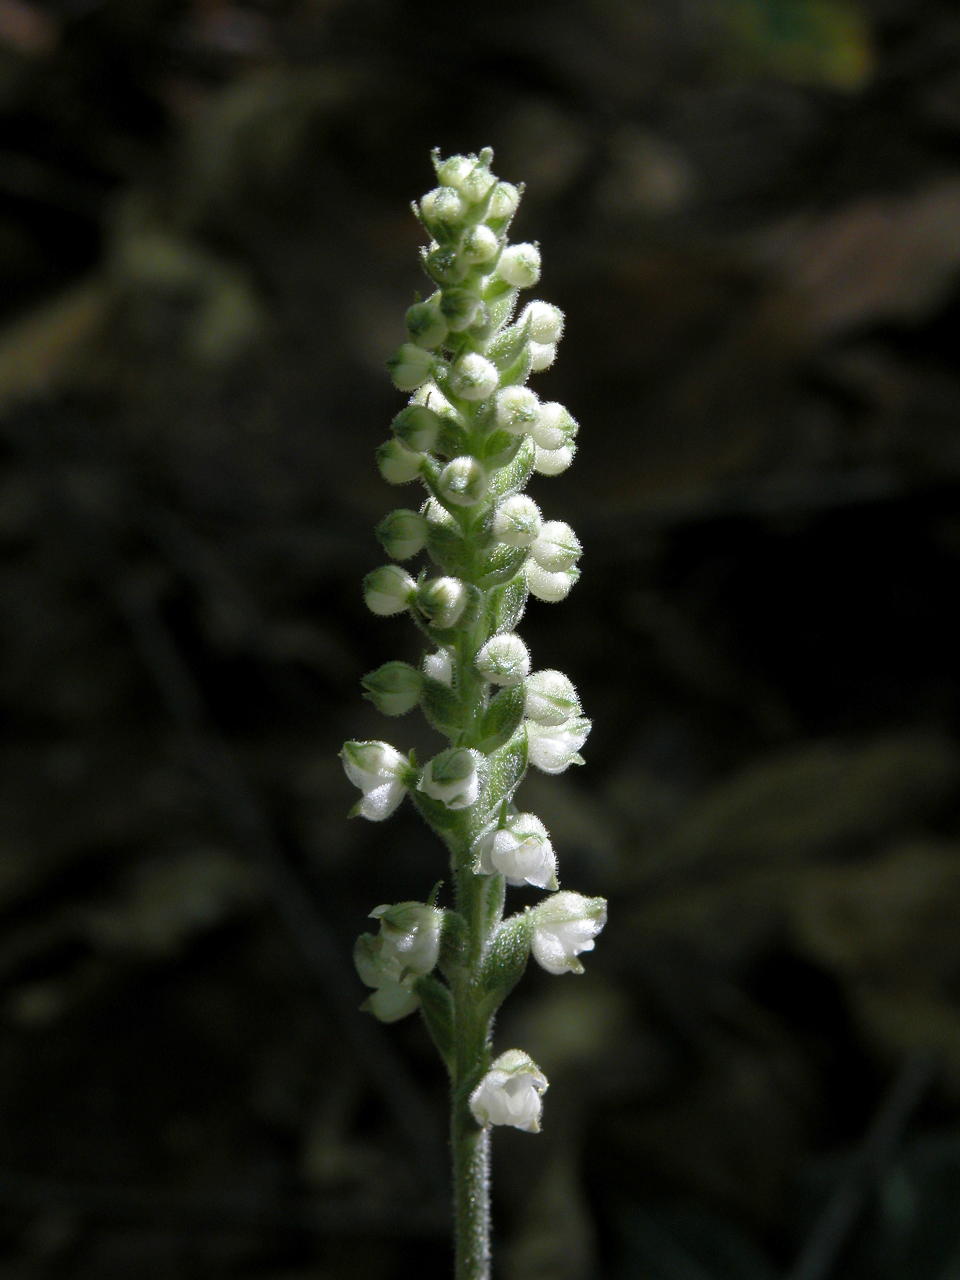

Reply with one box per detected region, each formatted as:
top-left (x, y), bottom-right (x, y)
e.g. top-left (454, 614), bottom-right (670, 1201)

top-left (3, 0), bottom-right (960, 1277)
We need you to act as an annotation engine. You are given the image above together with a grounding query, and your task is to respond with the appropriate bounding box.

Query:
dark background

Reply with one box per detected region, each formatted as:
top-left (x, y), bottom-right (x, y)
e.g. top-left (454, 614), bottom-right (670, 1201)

top-left (4, 1), bottom-right (960, 1277)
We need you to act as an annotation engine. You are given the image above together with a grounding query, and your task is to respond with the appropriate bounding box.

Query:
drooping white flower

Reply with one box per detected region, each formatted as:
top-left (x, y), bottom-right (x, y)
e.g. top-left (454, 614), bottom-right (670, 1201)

top-left (418, 748), bottom-right (481, 810)
top-left (341, 740), bottom-right (409, 821)
top-left (528, 341), bottom-right (556, 372)
top-left (369, 901), bottom-right (443, 977)
top-left (475, 633), bottom-right (531, 686)
top-left (475, 813), bottom-right (556, 889)
top-left (525, 559), bottom-right (579, 603)
top-left (524, 669), bottom-right (581, 726)
top-left (529, 891), bottom-right (607, 975)
top-left (532, 442), bottom-right (576, 476)
top-left (469, 1049), bottom-right (548, 1132)
top-left (526, 716), bottom-right (590, 774)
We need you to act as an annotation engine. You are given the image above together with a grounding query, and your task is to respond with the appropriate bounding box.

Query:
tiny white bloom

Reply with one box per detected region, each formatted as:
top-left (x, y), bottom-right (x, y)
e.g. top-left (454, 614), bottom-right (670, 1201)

top-left (496, 243), bottom-right (541, 288)
top-left (386, 342), bottom-right (434, 391)
top-left (450, 353), bottom-right (499, 401)
top-left (341, 740), bottom-right (409, 821)
top-left (528, 341), bottom-right (556, 371)
top-left (492, 494), bottom-right (542, 548)
top-left (369, 901), bottom-right (443, 976)
top-left (363, 564), bottom-right (416, 616)
top-left (525, 560), bottom-right (579, 603)
top-left (417, 576), bottom-right (468, 629)
top-left (418, 748), bottom-right (481, 810)
top-left (526, 716), bottom-right (591, 774)
top-left (532, 442), bottom-right (576, 476)
top-left (422, 647), bottom-right (454, 686)
top-left (494, 386), bottom-right (540, 435)
top-left (529, 891), bottom-right (607, 976)
top-left (469, 1049), bottom-right (548, 1133)
top-left (437, 456), bottom-right (487, 506)
top-left (521, 300), bottom-right (564, 344)
top-left (475, 813), bottom-right (556, 889)
top-left (530, 520), bottom-right (582, 571)
top-left (529, 401), bottom-right (575, 450)
top-left (475, 633), bottom-right (531, 686)
top-left (524, 669), bottom-right (581, 726)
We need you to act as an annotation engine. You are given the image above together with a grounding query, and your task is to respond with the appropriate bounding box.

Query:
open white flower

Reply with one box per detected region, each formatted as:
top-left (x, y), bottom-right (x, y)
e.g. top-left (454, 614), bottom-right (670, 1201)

top-left (341, 740), bottom-right (409, 821)
top-left (418, 748), bottom-right (481, 810)
top-left (469, 1049), bottom-right (548, 1132)
top-left (475, 633), bottom-right (531, 686)
top-left (529, 891), bottom-right (607, 975)
top-left (526, 716), bottom-right (590, 774)
top-left (475, 813), bottom-right (556, 889)
top-left (369, 901), bottom-right (443, 977)
top-left (524, 669), bottom-right (581, 726)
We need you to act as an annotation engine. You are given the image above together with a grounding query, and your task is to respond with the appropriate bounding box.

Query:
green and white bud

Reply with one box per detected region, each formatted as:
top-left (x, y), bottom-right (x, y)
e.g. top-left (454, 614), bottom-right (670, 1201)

top-left (422, 647), bottom-right (453, 686)
top-left (363, 980), bottom-right (420, 1023)
top-left (387, 342), bottom-right (434, 391)
top-left (424, 245), bottom-right (467, 284)
top-left (376, 508), bottom-right (428, 560)
top-left (524, 669), bottom-right (581, 726)
top-left (377, 438), bottom-right (424, 485)
top-left (363, 564), bottom-right (416, 616)
top-left (392, 404), bottom-right (443, 454)
top-left (521, 300), bottom-right (564, 344)
top-left (361, 661), bottom-right (423, 716)
top-left (459, 163), bottom-right (497, 205)
top-left (475, 632), bottom-right (531, 686)
top-left (433, 152), bottom-right (475, 189)
top-left (461, 223), bottom-right (500, 264)
top-left (526, 715), bottom-right (591, 774)
top-left (418, 186), bottom-right (466, 230)
top-left (496, 243), bottom-right (541, 289)
top-left (492, 494), bottom-right (542, 548)
top-left (450, 352), bottom-right (499, 401)
top-left (341, 739), bottom-right (410, 821)
top-left (525, 560), bottom-right (579, 603)
top-left (528, 891), bottom-right (606, 975)
top-left (418, 747), bottom-right (481, 810)
top-left (494, 386), bottom-right (540, 435)
top-left (532, 442), bottom-right (576, 476)
top-left (405, 299), bottom-right (448, 349)
top-left (469, 1049), bottom-right (548, 1132)
top-left (530, 520), bottom-right (581, 571)
top-left (528, 341), bottom-right (556, 372)
top-left (486, 181), bottom-right (521, 225)
top-left (437, 456), bottom-right (487, 507)
top-left (440, 287), bottom-right (483, 332)
top-left (529, 402), bottom-right (576, 450)
top-left (417, 575), bottom-right (468, 629)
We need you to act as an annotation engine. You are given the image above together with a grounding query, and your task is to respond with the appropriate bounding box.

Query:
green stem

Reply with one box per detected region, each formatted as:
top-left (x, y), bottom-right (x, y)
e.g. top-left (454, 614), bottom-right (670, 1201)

top-left (452, 1079), bottom-right (491, 1279)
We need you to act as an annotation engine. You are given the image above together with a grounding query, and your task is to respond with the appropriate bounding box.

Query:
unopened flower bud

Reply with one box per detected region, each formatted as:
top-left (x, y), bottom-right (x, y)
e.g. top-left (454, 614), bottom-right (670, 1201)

top-left (475, 633), bottom-right (531, 686)
top-left (376, 508), bottom-right (428, 560)
top-left (459, 164), bottom-right (497, 204)
top-left (422, 647), bottom-right (453, 685)
top-left (433, 152), bottom-right (475, 189)
top-left (487, 182), bottom-right (521, 224)
top-left (530, 520), bottom-right (581, 571)
top-left (521, 300), bottom-right (564, 344)
top-left (529, 402), bottom-right (576, 450)
top-left (417, 576), bottom-right (468, 629)
top-left (495, 386), bottom-right (540, 435)
top-left (492, 494), bottom-right (542, 547)
top-left (418, 186), bottom-right (465, 230)
top-left (496, 243), bottom-right (541, 288)
top-left (369, 900), bottom-right (443, 976)
top-left (475, 813), bottom-right (556, 888)
top-left (361, 661), bottom-right (423, 716)
top-left (387, 342), bottom-right (434, 391)
top-left (450, 353), bottom-right (499, 401)
top-left (424, 245), bottom-right (467, 284)
top-left (469, 1049), bottom-right (548, 1132)
top-left (524, 669), bottom-right (581, 726)
top-left (405, 300), bottom-right (448, 349)
top-left (529, 891), bottom-right (606, 975)
top-left (440, 288), bottom-right (483, 332)
top-left (363, 980), bottom-right (420, 1023)
top-left (418, 747), bottom-right (481, 810)
top-left (525, 560), bottom-right (579, 603)
top-left (392, 403), bottom-right (443, 453)
top-left (461, 224), bottom-right (499, 264)
top-left (377, 438), bottom-right (424, 484)
top-left (437, 456), bottom-right (487, 507)
top-left (341, 740), bottom-right (409, 821)
top-left (363, 564), bottom-right (416, 615)
top-left (526, 716), bottom-right (591, 774)
top-left (528, 341), bottom-right (556, 372)
top-left (532, 442), bottom-right (576, 476)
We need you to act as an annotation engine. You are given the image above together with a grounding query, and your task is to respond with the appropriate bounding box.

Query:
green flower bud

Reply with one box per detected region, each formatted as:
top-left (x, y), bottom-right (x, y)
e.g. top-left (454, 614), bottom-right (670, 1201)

top-left (405, 300), bottom-right (448, 349)
top-left (376, 438), bottom-right (424, 485)
top-left (392, 403), bottom-right (443, 452)
top-left (386, 342), bottom-right (434, 391)
top-left (376, 508), bottom-right (428, 559)
top-left (437, 456), bottom-right (487, 507)
top-left (362, 661), bottom-right (423, 716)
top-left (363, 564), bottom-right (416, 616)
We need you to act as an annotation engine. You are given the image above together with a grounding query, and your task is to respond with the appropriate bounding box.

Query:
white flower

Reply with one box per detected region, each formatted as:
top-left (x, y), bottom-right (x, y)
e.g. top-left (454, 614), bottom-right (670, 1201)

top-left (341, 740), bottom-right (409, 821)
top-left (496, 243), bottom-right (541, 288)
top-left (469, 1049), bottom-right (548, 1132)
top-left (405, 299), bottom-right (448, 349)
top-left (450, 353), bottom-right (499, 401)
top-left (529, 891), bottom-right (607, 976)
top-left (529, 401), bottom-right (575, 450)
top-left (433, 152), bottom-right (475, 189)
top-left (369, 901), bottom-right (443, 976)
top-left (422, 648), bottom-right (453, 685)
top-left (392, 403), bottom-right (443, 452)
top-left (487, 181), bottom-right (520, 223)
top-left (418, 748), bottom-right (481, 810)
top-left (363, 564), bottom-right (416, 616)
top-left (525, 560), bottom-right (579, 603)
top-left (437, 456), bottom-right (487, 506)
top-left (494, 386), bottom-right (540, 436)
top-left (475, 813), bottom-right (556, 889)
top-left (461, 224), bottom-right (499, 264)
top-left (520, 301), bottom-right (564, 344)
top-left (528, 341), bottom-right (556, 371)
top-left (532, 442), bottom-right (576, 476)
top-left (363, 979), bottom-right (421, 1024)
top-left (526, 716), bottom-right (590, 774)
top-left (524, 669), bottom-right (581, 726)
top-left (418, 186), bottom-right (465, 228)
top-left (417, 576), bottom-right (468, 629)
top-left (475, 633), bottom-right (531, 686)
top-left (386, 342), bottom-right (434, 391)
top-left (530, 520), bottom-right (581, 572)
top-left (492, 494), bottom-right (542, 547)
top-left (375, 508), bottom-right (427, 560)
top-left (376, 438), bottom-right (424, 485)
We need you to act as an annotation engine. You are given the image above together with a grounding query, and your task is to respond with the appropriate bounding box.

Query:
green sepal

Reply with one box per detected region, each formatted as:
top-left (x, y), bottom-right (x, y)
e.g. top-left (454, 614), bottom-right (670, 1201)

top-left (479, 430), bottom-right (523, 469)
top-left (420, 677), bottom-right (462, 737)
top-left (410, 788), bottom-right (477, 852)
top-left (485, 287), bottom-right (519, 334)
top-left (438, 909), bottom-right (468, 974)
top-left (483, 573), bottom-right (528, 634)
top-left (487, 317), bottom-right (531, 375)
top-left (479, 727), bottom-right (527, 814)
top-left (478, 870), bottom-right (506, 940)
top-left (425, 516), bottom-right (471, 575)
top-left (476, 685), bottom-right (526, 752)
top-left (488, 435), bottom-right (535, 500)
top-left (415, 974), bottom-right (455, 1071)
top-left (479, 911), bottom-right (531, 1008)
top-left (478, 543), bottom-right (529, 589)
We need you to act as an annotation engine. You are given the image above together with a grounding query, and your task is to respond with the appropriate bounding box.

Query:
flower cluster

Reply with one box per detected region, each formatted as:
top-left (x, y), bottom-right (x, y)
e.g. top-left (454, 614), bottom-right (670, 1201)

top-left (341, 148), bottom-right (606, 1136)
